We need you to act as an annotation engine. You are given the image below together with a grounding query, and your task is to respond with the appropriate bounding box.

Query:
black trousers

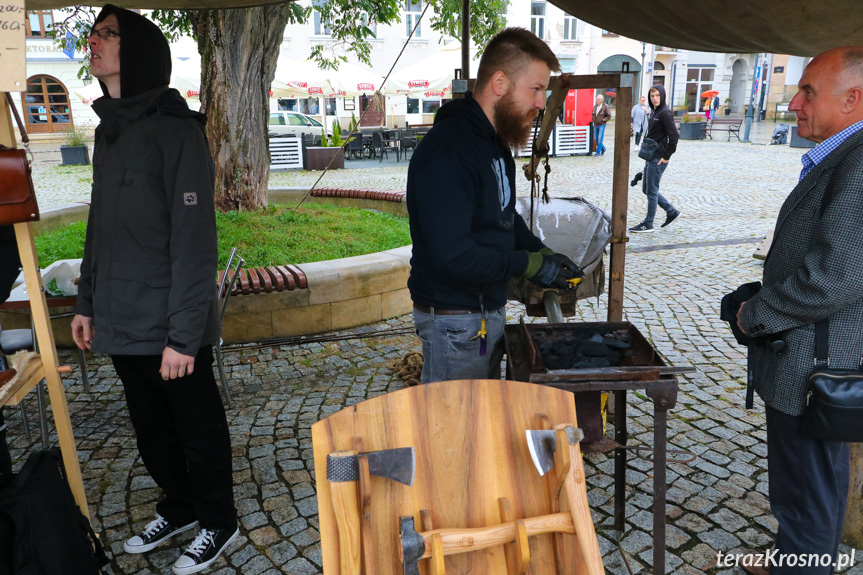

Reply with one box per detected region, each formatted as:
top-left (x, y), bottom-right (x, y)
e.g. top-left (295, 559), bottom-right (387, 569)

top-left (766, 406), bottom-right (850, 574)
top-left (634, 131), bottom-right (643, 146)
top-left (112, 348), bottom-right (236, 531)
top-left (0, 408), bottom-right (11, 477)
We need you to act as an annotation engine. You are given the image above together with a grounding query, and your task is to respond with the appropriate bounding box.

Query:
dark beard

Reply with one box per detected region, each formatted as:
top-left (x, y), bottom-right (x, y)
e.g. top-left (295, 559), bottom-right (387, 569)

top-left (493, 89), bottom-right (538, 150)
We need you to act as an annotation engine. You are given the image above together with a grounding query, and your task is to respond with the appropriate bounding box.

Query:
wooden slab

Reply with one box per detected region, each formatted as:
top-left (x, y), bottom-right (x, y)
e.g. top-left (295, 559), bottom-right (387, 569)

top-left (312, 379), bottom-right (597, 574)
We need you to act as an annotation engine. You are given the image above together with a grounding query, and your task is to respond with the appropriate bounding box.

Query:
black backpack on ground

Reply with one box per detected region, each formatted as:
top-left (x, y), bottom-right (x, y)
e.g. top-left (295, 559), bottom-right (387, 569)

top-left (0, 448), bottom-right (108, 575)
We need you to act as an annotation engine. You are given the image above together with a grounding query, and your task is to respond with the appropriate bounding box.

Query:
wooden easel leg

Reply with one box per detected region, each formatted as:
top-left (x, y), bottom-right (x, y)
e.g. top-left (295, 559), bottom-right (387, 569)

top-left (13, 222), bottom-right (88, 516)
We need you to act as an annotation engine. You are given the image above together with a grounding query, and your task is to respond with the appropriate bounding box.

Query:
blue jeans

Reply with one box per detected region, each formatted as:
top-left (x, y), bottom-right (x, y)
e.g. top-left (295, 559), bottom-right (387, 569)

top-left (641, 158), bottom-right (675, 226)
top-left (766, 406), bottom-right (849, 574)
top-left (413, 306), bottom-right (506, 384)
top-left (594, 124), bottom-right (606, 155)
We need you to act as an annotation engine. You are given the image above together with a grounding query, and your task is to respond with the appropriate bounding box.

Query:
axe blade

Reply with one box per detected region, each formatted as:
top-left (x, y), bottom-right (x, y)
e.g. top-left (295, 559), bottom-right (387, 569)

top-left (526, 429), bottom-right (556, 476)
top-left (366, 447), bottom-right (416, 487)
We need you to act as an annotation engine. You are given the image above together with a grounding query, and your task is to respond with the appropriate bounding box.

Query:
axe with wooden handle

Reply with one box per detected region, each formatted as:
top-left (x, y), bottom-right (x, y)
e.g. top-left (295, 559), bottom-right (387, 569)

top-left (327, 447), bottom-right (416, 575)
top-left (526, 425), bottom-right (604, 575)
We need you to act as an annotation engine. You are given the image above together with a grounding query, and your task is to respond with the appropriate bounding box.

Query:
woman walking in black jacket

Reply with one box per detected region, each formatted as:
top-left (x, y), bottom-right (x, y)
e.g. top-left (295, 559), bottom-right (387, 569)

top-left (630, 85), bottom-right (681, 232)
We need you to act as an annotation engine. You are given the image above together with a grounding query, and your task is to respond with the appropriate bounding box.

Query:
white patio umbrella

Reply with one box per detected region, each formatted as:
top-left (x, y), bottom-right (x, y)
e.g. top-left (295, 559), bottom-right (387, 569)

top-left (74, 82), bottom-right (103, 104)
top-left (322, 61), bottom-right (384, 98)
top-left (273, 58), bottom-right (331, 98)
top-left (385, 43), bottom-right (479, 96)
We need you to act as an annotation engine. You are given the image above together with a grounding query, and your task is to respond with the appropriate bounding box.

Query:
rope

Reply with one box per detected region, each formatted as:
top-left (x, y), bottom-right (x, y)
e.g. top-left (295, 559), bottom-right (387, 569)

top-left (291, 0), bottom-right (434, 212)
top-left (387, 351), bottom-right (423, 386)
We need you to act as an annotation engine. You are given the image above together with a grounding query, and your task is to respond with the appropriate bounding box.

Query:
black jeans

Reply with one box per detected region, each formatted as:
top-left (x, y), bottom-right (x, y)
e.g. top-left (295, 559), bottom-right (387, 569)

top-left (0, 408), bottom-right (11, 479)
top-left (766, 406), bottom-right (849, 574)
top-left (112, 348), bottom-right (236, 531)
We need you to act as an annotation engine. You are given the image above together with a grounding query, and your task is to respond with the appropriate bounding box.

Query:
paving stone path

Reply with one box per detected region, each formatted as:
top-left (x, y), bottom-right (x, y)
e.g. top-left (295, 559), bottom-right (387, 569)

top-left (10, 120), bottom-right (863, 574)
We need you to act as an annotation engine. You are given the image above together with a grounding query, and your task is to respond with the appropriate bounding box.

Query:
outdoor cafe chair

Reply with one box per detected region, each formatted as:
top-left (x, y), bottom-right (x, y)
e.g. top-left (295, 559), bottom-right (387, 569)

top-left (215, 247), bottom-right (245, 409)
top-left (372, 131), bottom-right (399, 162)
top-left (346, 135), bottom-right (365, 160)
top-left (399, 129), bottom-right (417, 160)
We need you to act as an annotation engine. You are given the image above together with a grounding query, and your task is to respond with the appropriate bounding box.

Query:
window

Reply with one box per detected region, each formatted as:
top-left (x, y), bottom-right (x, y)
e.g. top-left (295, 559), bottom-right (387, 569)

top-left (269, 114), bottom-right (286, 126)
top-left (406, 97), bottom-right (419, 114)
top-left (563, 14), bottom-right (578, 40)
top-left (313, 0), bottom-right (331, 36)
top-left (359, 11), bottom-right (377, 37)
top-left (602, 30), bottom-right (619, 37)
top-left (21, 75), bottom-right (72, 134)
top-left (325, 98), bottom-right (337, 116)
top-left (405, 0), bottom-right (422, 37)
top-left (685, 67), bottom-right (715, 112)
top-left (288, 114), bottom-right (305, 126)
top-left (422, 99), bottom-right (440, 114)
top-left (25, 11), bottom-right (53, 38)
top-left (530, 2), bottom-right (545, 40)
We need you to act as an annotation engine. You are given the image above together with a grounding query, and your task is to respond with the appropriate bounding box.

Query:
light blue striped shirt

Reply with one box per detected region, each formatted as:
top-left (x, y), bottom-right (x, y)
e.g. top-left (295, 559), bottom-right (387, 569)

top-left (800, 119), bottom-right (863, 181)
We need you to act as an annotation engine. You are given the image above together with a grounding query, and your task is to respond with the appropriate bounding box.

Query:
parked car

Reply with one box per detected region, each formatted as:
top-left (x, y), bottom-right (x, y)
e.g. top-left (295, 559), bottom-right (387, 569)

top-left (268, 111), bottom-right (332, 143)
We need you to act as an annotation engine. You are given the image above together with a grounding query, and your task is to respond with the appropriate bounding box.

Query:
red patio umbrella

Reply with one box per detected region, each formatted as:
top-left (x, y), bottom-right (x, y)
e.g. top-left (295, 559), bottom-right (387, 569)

top-left (701, 89), bottom-right (720, 98)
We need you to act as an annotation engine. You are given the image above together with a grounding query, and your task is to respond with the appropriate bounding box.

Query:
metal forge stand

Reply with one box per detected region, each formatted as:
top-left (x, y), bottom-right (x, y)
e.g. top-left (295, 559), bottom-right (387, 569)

top-left (509, 72), bottom-right (695, 574)
top-left (505, 320), bottom-right (694, 574)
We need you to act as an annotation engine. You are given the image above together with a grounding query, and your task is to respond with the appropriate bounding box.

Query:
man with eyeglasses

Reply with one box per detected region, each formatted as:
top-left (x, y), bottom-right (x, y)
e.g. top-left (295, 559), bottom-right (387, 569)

top-left (70, 5), bottom-right (237, 573)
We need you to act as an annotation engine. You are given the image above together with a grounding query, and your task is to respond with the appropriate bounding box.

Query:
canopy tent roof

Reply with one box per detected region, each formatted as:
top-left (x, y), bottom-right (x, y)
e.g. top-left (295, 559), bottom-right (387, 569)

top-left (23, 0), bottom-right (863, 57)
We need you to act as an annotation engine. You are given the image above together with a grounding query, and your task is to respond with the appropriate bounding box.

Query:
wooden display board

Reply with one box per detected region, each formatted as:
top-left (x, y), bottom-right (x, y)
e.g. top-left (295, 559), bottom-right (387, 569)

top-left (312, 379), bottom-right (601, 575)
top-left (0, 93), bottom-right (88, 516)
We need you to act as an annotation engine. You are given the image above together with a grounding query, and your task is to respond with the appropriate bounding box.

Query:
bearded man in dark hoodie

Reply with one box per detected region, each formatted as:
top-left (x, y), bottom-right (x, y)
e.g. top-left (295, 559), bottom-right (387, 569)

top-left (69, 6), bottom-right (237, 573)
top-left (407, 27), bottom-right (583, 384)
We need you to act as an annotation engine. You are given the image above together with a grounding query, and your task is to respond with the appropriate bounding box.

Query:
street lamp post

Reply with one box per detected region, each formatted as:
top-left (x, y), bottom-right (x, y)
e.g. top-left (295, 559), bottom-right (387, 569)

top-left (742, 53), bottom-right (761, 143)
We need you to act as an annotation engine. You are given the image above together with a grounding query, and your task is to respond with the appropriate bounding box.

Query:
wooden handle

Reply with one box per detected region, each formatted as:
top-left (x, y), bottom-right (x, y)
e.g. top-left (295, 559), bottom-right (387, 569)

top-left (419, 512), bottom-right (575, 559)
top-left (328, 452), bottom-right (362, 575)
top-left (556, 425), bottom-right (604, 575)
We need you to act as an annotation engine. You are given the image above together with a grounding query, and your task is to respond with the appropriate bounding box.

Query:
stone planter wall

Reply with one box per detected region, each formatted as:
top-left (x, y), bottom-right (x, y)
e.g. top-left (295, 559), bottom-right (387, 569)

top-left (1, 189), bottom-right (412, 347)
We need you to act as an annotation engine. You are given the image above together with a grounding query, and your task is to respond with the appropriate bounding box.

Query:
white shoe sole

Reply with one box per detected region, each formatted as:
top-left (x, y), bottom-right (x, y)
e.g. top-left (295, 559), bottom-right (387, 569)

top-left (629, 228), bottom-right (654, 233)
top-left (123, 521), bottom-right (198, 554)
top-left (172, 528), bottom-right (239, 575)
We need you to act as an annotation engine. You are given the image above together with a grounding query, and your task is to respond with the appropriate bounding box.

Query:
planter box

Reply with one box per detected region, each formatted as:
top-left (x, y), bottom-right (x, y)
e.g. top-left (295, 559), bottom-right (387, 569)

top-left (60, 145), bottom-right (90, 166)
top-left (679, 122), bottom-right (706, 140)
top-left (306, 146), bottom-right (345, 171)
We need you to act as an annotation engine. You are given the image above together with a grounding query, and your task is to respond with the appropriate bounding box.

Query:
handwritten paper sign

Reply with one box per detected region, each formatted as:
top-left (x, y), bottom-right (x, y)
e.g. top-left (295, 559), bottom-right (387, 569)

top-left (0, 0), bottom-right (26, 92)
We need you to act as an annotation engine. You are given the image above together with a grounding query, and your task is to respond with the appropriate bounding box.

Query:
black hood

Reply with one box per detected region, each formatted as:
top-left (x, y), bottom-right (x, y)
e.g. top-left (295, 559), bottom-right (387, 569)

top-left (433, 91), bottom-right (497, 144)
top-left (648, 84), bottom-right (668, 111)
top-left (94, 4), bottom-right (171, 99)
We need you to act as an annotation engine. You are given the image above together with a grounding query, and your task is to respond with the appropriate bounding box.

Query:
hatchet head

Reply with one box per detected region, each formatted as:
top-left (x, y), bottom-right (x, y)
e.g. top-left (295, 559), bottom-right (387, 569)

top-left (326, 447), bottom-right (416, 486)
top-left (526, 427), bottom-right (584, 476)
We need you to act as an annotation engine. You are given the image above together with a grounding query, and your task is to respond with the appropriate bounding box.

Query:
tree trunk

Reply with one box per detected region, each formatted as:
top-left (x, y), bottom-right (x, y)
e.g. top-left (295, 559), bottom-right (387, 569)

top-left (843, 443), bottom-right (863, 547)
top-left (192, 7), bottom-right (290, 211)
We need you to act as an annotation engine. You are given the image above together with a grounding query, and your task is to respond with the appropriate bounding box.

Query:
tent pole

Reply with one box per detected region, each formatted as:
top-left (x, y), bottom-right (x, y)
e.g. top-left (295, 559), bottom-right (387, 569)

top-left (461, 0), bottom-right (470, 80)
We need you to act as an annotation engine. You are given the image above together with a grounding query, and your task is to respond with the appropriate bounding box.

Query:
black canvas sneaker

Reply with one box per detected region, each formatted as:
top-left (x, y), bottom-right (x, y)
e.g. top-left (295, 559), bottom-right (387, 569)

top-left (661, 209), bottom-right (681, 228)
top-left (628, 222), bottom-right (654, 233)
top-left (124, 515), bottom-right (198, 554)
top-left (172, 527), bottom-right (239, 574)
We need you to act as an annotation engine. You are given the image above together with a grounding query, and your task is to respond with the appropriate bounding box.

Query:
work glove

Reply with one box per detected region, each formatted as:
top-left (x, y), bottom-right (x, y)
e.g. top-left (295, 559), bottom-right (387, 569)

top-left (525, 251), bottom-right (584, 290)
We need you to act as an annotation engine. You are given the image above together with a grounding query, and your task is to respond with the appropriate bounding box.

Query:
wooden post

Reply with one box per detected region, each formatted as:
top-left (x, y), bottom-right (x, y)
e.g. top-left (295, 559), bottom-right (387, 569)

top-left (608, 76), bottom-right (633, 322)
top-left (1, 93), bottom-right (89, 516)
top-left (843, 443), bottom-right (863, 547)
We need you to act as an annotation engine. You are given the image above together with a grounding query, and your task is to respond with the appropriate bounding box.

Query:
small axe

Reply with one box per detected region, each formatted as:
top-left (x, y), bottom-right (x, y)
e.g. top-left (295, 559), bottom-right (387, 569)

top-left (526, 424), bottom-right (604, 575)
top-left (327, 447), bottom-right (416, 574)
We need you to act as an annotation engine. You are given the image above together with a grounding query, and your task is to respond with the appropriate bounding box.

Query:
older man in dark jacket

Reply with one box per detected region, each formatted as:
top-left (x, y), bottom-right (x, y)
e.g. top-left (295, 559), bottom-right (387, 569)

top-left (736, 46), bottom-right (863, 575)
top-left (70, 6), bottom-right (236, 574)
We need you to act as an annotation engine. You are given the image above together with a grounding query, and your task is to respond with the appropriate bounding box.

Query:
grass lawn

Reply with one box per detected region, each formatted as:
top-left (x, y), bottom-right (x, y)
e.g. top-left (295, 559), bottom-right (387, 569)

top-left (35, 203), bottom-right (411, 268)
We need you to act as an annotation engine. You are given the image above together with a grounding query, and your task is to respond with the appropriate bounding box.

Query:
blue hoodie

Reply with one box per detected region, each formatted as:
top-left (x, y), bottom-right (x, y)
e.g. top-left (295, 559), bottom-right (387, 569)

top-left (406, 92), bottom-right (546, 310)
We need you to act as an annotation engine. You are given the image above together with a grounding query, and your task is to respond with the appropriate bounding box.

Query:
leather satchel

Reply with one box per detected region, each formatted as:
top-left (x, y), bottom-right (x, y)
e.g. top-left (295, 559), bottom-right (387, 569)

top-left (0, 92), bottom-right (40, 226)
top-left (801, 319), bottom-right (863, 442)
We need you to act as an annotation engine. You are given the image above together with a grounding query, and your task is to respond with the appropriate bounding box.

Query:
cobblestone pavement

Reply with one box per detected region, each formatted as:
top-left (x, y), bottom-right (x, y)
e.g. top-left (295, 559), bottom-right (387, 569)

top-left (11, 119), bottom-right (863, 574)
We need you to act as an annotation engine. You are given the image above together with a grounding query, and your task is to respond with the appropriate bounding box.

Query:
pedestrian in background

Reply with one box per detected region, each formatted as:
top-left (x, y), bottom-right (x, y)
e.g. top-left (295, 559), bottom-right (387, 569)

top-left (704, 96), bottom-right (713, 120)
top-left (592, 93), bottom-right (612, 156)
top-left (735, 45), bottom-right (863, 575)
top-left (629, 84), bottom-right (681, 233)
top-left (631, 95), bottom-right (649, 146)
top-left (71, 5), bottom-right (237, 573)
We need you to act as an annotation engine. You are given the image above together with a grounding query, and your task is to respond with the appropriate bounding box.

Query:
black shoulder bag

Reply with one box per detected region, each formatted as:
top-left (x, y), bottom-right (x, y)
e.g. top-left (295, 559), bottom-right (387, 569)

top-left (801, 318), bottom-right (863, 442)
